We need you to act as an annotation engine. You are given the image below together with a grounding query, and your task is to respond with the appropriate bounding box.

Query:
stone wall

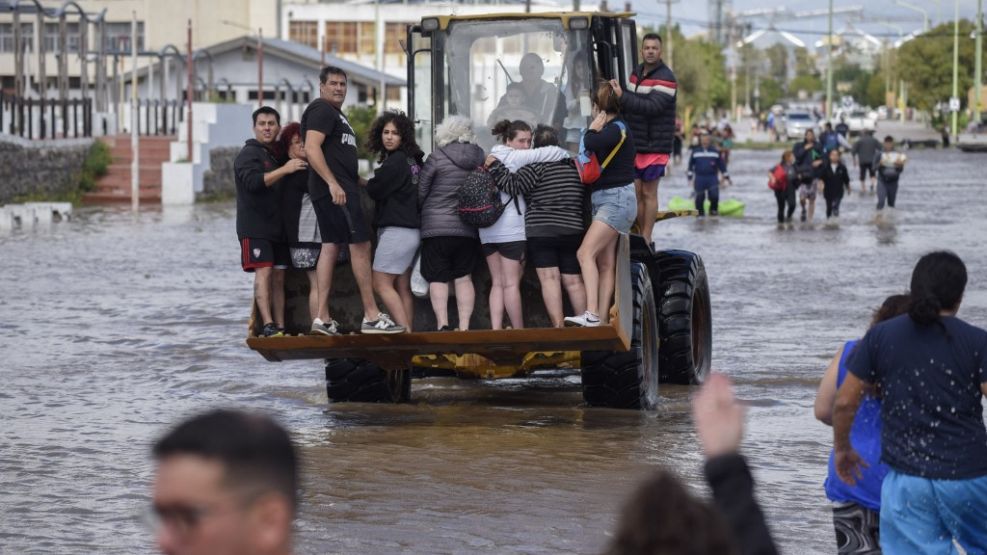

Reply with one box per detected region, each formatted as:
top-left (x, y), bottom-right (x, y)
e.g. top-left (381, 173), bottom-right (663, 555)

top-left (201, 146), bottom-right (240, 198)
top-left (0, 138), bottom-right (93, 204)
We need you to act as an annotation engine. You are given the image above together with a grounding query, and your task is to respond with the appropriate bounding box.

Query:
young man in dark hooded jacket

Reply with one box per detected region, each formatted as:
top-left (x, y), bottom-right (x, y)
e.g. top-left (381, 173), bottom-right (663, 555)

top-left (235, 106), bottom-right (307, 337)
top-left (608, 33), bottom-right (676, 247)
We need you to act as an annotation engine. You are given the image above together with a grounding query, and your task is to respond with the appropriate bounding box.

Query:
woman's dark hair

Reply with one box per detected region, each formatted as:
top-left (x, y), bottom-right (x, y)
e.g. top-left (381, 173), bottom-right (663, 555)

top-left (594, 80), bottom-right (621, 114)
top-left (365, 111), bottom-right (423, 163)
top-left (605, 469), bottom-right (737, 555)
top-left (908, 251), bottom-right (967, 326)
top-left (870, 294), bottom-right (912, 328)
top-left (491, 119), bottom-right (532, 144)
top-left (277, 122), bottom-right (302, 160)
top-left (532, 125), bottom-right (559, 148)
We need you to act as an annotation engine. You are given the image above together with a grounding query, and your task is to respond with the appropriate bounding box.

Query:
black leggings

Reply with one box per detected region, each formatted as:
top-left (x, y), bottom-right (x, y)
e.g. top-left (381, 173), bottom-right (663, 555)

top-left (775, 187), bottom-right (797, 222)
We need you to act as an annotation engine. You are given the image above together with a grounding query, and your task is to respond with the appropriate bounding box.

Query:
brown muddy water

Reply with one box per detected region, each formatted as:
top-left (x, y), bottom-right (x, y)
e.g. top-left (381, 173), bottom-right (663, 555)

top-left (1, 148), bottom-right (986, 554)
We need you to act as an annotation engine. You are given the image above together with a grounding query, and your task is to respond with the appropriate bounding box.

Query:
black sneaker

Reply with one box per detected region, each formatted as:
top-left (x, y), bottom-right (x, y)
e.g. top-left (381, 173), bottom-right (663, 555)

top-left (262, 323), bottom-right (284, 337)
top-left (438, 325), bottom-right (455, 332)
top-left (710, 210), bottom-right (719, 217)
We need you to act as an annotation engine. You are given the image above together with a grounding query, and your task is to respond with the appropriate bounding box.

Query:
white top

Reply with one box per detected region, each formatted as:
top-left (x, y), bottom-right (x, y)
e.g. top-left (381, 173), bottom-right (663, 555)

top-left (482, 144), bottom-right (570, 244)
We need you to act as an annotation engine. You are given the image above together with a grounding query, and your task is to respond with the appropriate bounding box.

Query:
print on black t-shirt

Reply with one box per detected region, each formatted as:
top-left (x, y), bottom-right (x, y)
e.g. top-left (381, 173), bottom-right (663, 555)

top-left (300, 99), bottom-right (359, 201)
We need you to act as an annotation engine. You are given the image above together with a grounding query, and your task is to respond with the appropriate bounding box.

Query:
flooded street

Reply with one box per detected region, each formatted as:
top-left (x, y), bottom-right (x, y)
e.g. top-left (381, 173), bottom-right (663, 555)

top-left (2, 147), bottom-right (986, 554)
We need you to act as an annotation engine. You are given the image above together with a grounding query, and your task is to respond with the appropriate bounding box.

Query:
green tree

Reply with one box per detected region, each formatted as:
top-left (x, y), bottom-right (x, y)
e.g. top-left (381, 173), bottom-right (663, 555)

top-left (794, 47), bottom-right (818, 76)
top-left (865, 73), bottom-right (886, 108)
top-left (896, 20), bottom-right (987, 111)
top-left (764, 44), bottom-right (789, 83)
top-left (790, 74), bottom-right (823, 95)
top-left (758, 77), bottom-right (784, 109)
top-left (344, 105), bottom-right (377, 161)
top-left (648, 25), bottom-right (730, 114)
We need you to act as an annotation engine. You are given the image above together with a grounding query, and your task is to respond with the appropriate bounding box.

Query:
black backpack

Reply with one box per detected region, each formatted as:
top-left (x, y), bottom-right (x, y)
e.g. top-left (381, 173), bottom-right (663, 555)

top-left (457, 167), bottom-right (518, 228)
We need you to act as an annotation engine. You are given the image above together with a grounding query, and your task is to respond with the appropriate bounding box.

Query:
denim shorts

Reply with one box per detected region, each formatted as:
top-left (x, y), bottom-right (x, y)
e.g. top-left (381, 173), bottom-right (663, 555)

top-left (591, 183), bottom-right (637, 233)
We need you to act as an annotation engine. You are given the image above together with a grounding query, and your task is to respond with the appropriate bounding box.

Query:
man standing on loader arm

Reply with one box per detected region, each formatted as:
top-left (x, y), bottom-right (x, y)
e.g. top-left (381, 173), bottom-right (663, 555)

top-left (609, 32), bottom-right (677, 248)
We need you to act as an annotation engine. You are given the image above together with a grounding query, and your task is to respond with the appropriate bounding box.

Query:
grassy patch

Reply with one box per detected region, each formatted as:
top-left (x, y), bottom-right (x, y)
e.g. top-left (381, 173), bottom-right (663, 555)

top-left (733, 140), bottom-right (786, 151)
top-left (79, 141), bottom-right (111, 192)
top-left (12, 188), bottom-right (85, 204)
top-left (196, 190), bottom-right (236, 203)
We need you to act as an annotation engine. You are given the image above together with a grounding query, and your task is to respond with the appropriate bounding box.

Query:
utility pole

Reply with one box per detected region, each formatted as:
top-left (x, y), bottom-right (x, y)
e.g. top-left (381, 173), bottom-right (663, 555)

top-left (187, 19), bottom-right (194, 163)
top-left (375, 0), bottom-right (385, 113)
top-left (131, 11), bottom-right (139, 211)
top-left (952, 0), bottom-right (960, 140)
top-left (665, 0), bottom-right (680, 69)
top-left (258, 28), bottom-right (264, 108)
top-left (825, 0), bottom-right (834, 120)
top-left (976, 0), bottom-right (983, 123)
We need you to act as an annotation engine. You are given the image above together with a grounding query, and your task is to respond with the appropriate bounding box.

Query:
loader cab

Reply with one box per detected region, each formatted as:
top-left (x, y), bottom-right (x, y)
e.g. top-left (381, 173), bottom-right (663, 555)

top-left (406, 13), bottom-right (639, 152)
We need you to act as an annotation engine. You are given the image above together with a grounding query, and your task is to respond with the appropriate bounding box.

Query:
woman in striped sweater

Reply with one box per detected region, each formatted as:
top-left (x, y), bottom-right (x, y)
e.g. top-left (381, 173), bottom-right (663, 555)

top-left (485, 126), bottom-right (588, 327)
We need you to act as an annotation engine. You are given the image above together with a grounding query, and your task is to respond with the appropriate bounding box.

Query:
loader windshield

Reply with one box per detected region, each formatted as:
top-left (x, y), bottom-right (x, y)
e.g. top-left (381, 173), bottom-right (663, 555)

top-left (443, 19), bottom-right (595, 150)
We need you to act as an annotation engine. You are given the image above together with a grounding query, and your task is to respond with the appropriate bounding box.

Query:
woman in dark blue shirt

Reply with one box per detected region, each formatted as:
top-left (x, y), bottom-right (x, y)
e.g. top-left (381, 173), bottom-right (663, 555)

top-left (564, 82), bottom-right (637, 328)
top-left (833, 251), bottom-right (987, 554)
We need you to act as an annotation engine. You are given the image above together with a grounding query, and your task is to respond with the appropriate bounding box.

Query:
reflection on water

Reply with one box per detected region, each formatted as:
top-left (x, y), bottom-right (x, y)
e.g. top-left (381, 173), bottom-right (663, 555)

top-left (1, 149), bottom-right (985, 554)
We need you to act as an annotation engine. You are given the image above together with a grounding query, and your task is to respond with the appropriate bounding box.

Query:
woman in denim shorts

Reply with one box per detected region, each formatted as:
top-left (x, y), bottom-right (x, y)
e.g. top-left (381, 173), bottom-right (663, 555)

top-left (564, 82), bottom-right (637, 328)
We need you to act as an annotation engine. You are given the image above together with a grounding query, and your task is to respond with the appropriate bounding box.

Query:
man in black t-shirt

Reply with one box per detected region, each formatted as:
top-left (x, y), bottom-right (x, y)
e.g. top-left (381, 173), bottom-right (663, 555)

top-left (301, 66), bottom-right (403, 335)
top-left (234, 106), bottom-right (308, 337)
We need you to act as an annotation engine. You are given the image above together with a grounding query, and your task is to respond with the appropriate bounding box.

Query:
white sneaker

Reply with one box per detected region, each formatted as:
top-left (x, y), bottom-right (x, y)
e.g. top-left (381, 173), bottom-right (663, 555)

top-left (564, 311), bottom-right (601, 327)
top-left (361, 313), bottom-right (405, 334)
top-left (311, 318), bottom-right (340, 336)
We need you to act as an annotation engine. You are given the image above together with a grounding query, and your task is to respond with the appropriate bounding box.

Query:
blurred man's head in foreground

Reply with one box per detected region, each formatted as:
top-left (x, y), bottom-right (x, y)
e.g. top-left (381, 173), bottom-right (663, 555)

top-left (150, 409), bottom-right (298, 555)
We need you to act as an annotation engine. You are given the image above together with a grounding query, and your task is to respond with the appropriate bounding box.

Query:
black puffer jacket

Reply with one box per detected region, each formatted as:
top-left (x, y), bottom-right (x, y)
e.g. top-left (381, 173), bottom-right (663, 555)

top-left (619, 62), bottom-right (677, 155)
top-left (418, 141), bottom-right (485, 239)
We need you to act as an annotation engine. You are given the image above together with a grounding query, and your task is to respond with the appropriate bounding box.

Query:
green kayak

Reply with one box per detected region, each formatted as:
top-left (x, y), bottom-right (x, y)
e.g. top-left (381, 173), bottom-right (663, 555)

top-left (667, 196), bottom-right (745, 217)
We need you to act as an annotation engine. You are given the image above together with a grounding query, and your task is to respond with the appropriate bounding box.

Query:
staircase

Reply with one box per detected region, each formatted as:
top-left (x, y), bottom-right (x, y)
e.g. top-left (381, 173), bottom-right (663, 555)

top-left (83, 135), bottom-right (174, 204)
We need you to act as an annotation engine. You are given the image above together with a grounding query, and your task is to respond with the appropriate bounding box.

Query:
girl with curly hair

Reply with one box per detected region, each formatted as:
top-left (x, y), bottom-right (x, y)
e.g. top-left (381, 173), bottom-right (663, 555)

top-left (365, 111), bottom-right (425, 330)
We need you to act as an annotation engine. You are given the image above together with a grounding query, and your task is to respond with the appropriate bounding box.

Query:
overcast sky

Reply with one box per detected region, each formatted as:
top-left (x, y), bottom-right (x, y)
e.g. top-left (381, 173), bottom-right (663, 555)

top-left (625, 0), bottom-right (981, 47)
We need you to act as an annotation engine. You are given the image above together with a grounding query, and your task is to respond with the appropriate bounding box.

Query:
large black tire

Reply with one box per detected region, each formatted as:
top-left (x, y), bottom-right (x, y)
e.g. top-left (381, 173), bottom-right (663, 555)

top-left (655, 250), bottom-right (712, 384)
top-left (581, 262), bottom-right (660, 409)
top-left (325, 358), bottom-right (411, 403)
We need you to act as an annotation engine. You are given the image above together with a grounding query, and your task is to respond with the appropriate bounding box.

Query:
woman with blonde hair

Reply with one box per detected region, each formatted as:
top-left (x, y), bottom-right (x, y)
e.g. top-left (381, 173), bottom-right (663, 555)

top-left (417, 115), bottom-right (486, 331)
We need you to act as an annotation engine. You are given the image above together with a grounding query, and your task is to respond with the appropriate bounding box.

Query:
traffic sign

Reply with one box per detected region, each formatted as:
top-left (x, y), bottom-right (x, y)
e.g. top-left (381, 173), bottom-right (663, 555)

top-left (949, 97), bottom-right (961, 112)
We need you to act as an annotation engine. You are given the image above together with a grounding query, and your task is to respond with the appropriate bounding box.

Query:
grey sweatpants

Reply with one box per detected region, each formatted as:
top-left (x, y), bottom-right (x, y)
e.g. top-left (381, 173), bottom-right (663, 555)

top-left (877, 179), bottom-right (899, 210)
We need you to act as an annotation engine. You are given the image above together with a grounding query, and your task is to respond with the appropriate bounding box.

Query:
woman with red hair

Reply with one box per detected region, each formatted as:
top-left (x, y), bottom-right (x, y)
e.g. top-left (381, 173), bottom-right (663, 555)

top-left (278, 122), bottom-right (320, 322)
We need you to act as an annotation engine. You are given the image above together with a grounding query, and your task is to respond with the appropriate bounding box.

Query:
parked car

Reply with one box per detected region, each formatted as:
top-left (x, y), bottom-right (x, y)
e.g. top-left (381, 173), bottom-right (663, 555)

top-left (844, 109), bottom-right (877, 135)
top-left (784, 111), bottom-right (818, 140)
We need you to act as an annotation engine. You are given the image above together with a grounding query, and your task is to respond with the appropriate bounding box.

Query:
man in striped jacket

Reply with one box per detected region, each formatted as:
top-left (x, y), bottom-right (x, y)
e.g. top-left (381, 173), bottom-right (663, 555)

top-left (609, 33), bottom-right (677, 246)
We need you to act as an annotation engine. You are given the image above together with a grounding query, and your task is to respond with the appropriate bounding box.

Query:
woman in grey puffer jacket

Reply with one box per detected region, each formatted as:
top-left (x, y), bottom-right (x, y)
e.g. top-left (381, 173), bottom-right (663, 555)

top-left (418, 115), bottom-right (486, 331)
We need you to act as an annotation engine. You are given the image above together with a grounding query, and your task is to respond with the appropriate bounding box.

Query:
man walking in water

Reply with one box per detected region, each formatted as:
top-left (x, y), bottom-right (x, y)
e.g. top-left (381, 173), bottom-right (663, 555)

top-left (874, 135), bottom-right (906, 217)
top-left (851, 130), bottom-right (881, 194)
top-left (687, 132), bottom-right (730, 217)
top-left (608, 33), bottom-right (676, 247)
top-left (302, 66), bottom-right (403, 335)
top-left (833, 251), bottom-right (987, 553)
